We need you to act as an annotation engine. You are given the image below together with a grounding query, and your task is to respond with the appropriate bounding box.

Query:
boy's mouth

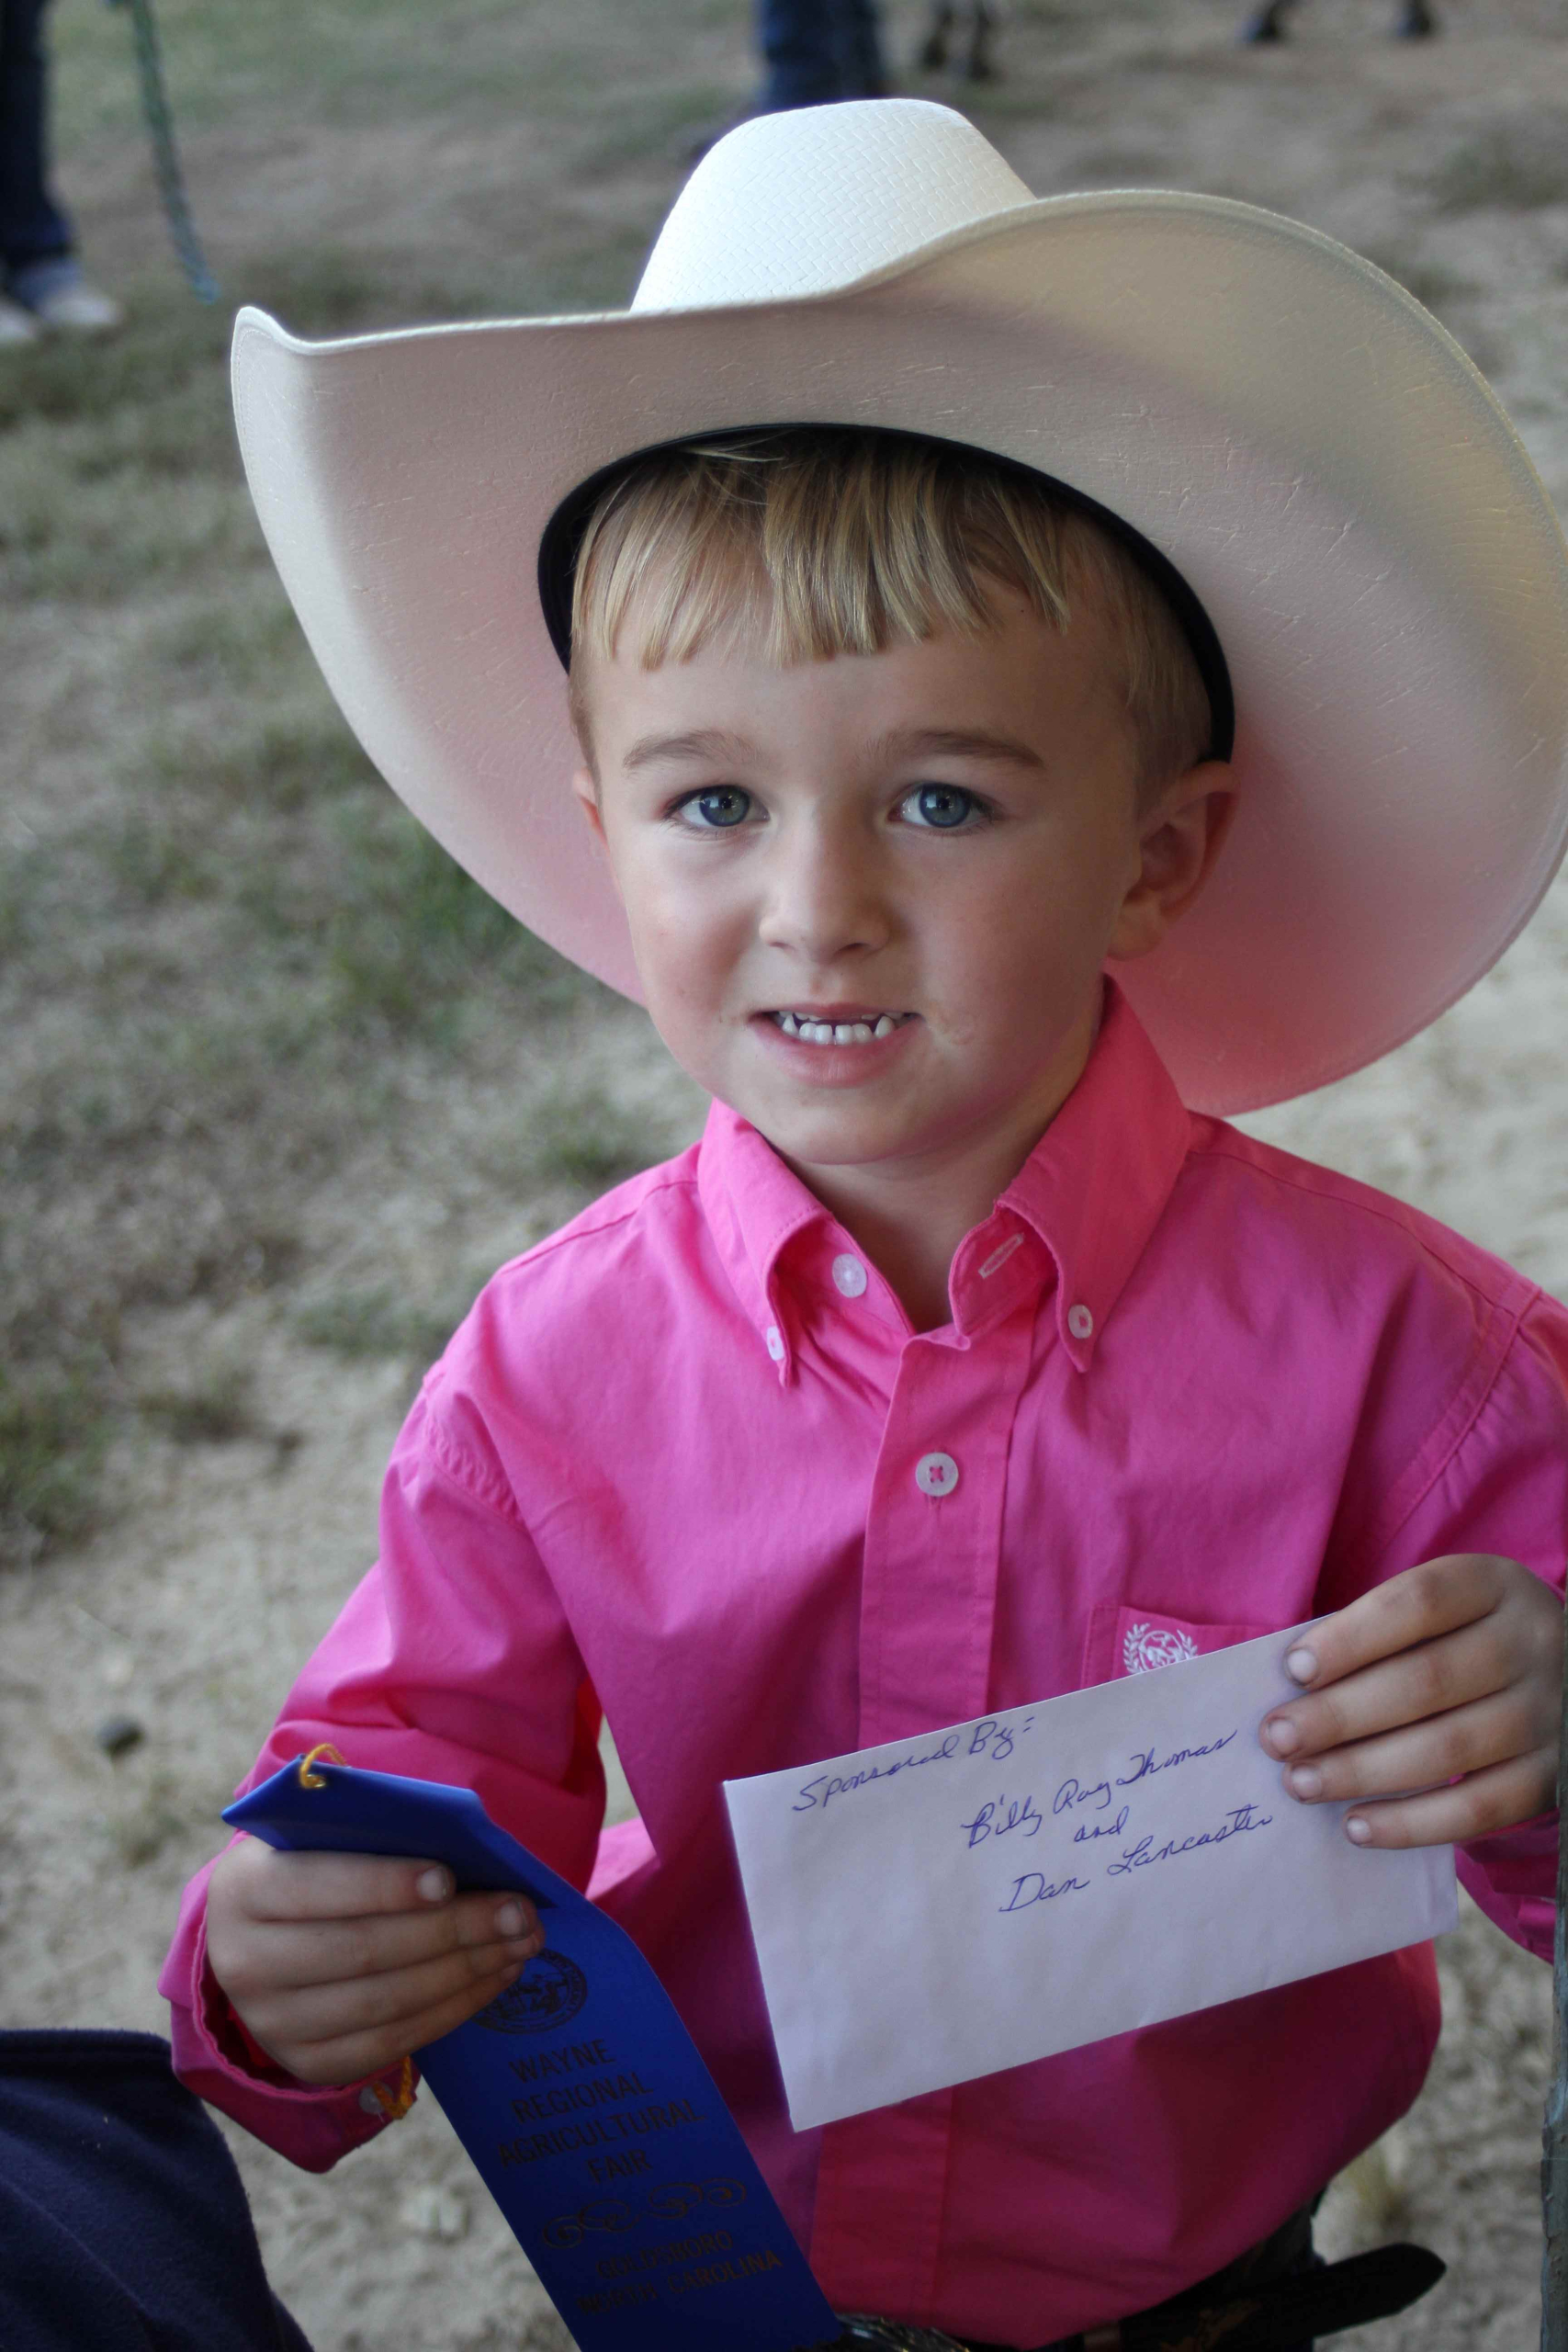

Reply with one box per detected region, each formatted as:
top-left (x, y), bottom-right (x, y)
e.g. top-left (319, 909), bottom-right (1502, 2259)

top-left (767, 1009), bottom-right (914, 1047)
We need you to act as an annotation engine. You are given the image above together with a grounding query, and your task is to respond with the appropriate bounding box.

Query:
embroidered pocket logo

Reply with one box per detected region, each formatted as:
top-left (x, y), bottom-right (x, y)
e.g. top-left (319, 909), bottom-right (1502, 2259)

top-left (1122, 1622), bottom-right (1200, 1676)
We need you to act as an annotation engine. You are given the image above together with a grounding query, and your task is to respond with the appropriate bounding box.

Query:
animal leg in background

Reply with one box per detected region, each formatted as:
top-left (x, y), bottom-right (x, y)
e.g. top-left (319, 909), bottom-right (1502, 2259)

top-left (1237, 0), bottom-right (1297, 40)
top-left (918, 2), bottom-right (1000, 81)
top-left (1237, 0), bottom-right (1438, 38)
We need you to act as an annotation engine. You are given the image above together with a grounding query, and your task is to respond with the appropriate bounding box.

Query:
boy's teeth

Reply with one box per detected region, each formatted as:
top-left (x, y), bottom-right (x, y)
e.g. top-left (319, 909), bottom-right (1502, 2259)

top-left (773, 1012), bottom-right (904, 1046)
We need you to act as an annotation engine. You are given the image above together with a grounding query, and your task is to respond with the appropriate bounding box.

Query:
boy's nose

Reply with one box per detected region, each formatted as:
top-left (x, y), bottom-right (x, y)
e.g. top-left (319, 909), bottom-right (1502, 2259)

top-left (757, 820), bottom-right (893, 963)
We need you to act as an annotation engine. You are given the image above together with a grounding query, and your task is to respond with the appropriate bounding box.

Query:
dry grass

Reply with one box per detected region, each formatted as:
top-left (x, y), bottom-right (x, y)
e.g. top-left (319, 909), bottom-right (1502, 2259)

top-left (1428, 107), bottom-right (1568, 211)
top-left (0, 3), bottom-right (755, 1562)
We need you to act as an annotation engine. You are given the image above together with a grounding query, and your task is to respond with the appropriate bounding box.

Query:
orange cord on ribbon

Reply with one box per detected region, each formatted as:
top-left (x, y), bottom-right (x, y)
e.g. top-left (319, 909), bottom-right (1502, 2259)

top-left (297, 1742), bottom-right (346, 1790)
top-left (371, 2056), bottom-right (417, 2121)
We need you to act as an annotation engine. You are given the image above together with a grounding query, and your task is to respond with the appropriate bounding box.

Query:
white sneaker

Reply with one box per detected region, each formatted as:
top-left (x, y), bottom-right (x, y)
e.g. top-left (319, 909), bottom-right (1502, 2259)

top-left (27, 277), bottom-right (125, 334)
top-left (0, 294), bottom-right (40, 346)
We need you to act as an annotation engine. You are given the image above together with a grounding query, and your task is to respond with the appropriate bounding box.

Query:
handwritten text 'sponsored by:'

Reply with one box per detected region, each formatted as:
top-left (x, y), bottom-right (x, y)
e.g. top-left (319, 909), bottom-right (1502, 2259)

top-left (723, 1623), bottom-right (1457, 2130)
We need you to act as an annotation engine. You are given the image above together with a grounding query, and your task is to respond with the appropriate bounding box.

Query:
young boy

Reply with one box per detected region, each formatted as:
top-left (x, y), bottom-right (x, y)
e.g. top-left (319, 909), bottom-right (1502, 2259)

top-left (164, 102), bottom-right (1568, 2348)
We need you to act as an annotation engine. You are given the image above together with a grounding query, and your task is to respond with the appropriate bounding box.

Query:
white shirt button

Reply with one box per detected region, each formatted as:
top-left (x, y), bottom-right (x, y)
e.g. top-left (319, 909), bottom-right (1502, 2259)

top-left (765, 1325), bottom-right (785, 1363)
top-left (915, 1451), bottom-right (960, 1498)
top-left (832, 1253), bottom-right (868, 1298)
top-left (358, 2087), bottom-right (385, 2116)
top-left (1067, 1304), bottom-right (1095, 1340)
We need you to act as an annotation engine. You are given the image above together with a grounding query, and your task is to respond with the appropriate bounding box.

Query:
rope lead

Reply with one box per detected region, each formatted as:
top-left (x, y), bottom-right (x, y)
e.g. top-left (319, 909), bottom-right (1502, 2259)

top-left (107, 0), bottom-right (220, 302)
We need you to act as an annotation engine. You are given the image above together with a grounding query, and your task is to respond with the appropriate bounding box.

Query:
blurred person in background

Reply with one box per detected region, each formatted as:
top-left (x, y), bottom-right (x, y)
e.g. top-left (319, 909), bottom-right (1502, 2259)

top-left (690, 2), bottom-right (889, 164)
top-left (1, 0), bottom-right (123, 344)
top-left (755, 0), bottom-right (889, 110)
top-left (1239, 0), bottom-right (1438, 37)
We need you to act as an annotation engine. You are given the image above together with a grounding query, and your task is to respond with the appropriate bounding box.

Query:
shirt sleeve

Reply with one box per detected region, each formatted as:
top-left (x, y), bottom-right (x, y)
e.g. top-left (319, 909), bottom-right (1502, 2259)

top-left (1356, 1289), bottom-right (1568, 1961)
top-left (160, 1375), bottom-right (605, 2169)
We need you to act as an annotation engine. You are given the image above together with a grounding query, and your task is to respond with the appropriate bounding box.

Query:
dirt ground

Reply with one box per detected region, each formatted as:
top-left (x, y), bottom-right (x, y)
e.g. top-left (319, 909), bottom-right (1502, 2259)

top-left (6, 1), bottom-right (1568, 2346)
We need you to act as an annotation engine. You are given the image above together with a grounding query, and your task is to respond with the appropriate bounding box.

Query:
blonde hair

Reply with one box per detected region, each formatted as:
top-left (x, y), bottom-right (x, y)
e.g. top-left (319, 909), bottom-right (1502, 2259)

top-left (567, 428), bottom-right (1214, 797)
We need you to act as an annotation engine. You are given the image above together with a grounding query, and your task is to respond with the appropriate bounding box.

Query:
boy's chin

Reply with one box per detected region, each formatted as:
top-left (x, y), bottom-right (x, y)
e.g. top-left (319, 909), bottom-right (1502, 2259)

top-left (736, 1095), bottom-right (943, 1172)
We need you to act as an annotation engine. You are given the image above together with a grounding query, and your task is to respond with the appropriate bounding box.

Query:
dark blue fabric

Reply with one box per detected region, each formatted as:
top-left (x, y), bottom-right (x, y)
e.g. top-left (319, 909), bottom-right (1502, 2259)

top-left (0, 0), bottom-right (73, 273)
top-left (755, 0), bottom-right (887, 107)
top-left (0, 2030), bottom-right (312, 2352)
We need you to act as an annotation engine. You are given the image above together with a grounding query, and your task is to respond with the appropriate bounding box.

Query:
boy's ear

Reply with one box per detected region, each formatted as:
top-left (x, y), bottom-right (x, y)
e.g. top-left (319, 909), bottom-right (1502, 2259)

top-left (571, 763), bottom-right (608, 854)
top-left (1107, 762), bottom-right (1237, 964)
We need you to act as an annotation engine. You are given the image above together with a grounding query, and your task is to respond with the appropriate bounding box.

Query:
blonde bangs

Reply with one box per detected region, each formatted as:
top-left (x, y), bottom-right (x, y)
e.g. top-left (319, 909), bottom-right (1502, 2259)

top-left (569, 430), bottom-right (1212, 795)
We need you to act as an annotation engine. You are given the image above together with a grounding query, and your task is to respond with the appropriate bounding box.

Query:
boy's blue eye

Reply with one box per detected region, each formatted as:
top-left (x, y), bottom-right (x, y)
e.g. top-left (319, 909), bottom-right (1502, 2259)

top-left (680, 787), bottom-right (752, 829)
top-left (904, 785), bottom-right (978, 830)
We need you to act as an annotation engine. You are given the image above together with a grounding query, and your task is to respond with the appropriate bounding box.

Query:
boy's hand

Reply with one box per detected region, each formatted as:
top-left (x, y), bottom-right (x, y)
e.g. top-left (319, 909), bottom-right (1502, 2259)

top-left (206, 1836), bottom-right (545, 2086)
top-left (1259, 1555), bottom-right (1563, 1849)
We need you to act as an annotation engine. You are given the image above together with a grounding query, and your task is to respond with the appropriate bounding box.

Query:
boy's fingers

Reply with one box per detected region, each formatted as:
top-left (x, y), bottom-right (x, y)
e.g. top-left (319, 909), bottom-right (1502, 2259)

top-left (1275, 1687), bottom-right (1540, 1809)
top-left (265, 1962), bottom-right (526, 2087)
top-left (1279, 1556), bottom-right (1509, 1694)
top-left (219, 1891), bottom-right (542, 1994)
top-left (241, 1940), bottom-right (531, 2052)
top-left (1333, 1749), bottom-right (1557, 1852)
top-left (1262, 1611), bottom-right (1515, 1761)
top-left (223, 1842), bottom-right (463, 1922)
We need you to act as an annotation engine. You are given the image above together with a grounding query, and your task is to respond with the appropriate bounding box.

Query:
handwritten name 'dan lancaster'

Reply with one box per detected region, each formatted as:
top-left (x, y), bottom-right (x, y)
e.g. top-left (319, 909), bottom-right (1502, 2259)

top-left (998, 1798), bottom-right (1274, 1910)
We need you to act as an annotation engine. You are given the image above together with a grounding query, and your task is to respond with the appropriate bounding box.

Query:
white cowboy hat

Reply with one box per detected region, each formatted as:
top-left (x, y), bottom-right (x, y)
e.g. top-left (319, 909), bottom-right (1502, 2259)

top-left (231, 99), bottom-right (1568, 1114)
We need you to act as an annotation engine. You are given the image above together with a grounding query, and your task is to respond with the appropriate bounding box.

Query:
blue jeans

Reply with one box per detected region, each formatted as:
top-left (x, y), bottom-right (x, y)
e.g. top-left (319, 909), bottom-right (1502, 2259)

top-left (0, 0), bottom-right (73, 276)
top-left (756, 0), bottom-right (887, 107)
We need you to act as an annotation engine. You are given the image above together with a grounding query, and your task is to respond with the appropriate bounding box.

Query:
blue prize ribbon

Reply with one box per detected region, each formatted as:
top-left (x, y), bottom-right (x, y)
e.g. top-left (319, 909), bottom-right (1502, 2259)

top-left (226, 1758), bottom-right (843, 2352)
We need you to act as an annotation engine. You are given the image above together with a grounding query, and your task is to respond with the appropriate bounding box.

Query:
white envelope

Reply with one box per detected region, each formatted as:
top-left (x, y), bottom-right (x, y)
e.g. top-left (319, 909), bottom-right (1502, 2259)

top-left (724, 1623), bottom-right (1457, 2131)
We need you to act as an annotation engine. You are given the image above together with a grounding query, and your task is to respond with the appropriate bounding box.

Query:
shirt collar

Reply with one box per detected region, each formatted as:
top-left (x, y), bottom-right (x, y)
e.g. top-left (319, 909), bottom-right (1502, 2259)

top-left (697, 1101), bottom-right (829, 1383)
top-left (697, 983), bottom-right (1193, 1380)
top-left (987, 982), bottom-right (1193, 1371)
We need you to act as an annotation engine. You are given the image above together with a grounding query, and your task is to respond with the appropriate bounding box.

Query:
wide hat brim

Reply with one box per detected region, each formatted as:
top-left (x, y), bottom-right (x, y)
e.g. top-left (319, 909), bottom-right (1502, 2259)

top-left (231, 103), bottom-right (1568, 1114)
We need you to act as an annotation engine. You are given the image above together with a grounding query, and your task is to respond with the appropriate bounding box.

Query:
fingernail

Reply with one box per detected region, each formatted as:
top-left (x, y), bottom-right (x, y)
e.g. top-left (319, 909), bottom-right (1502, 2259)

top-left (1263, 1716), bottom-right (1299, 1755)
top-left (495, 1900), bottom-right (526, 1937)
top-left (508, 1930), bottom-right (545, 1960)
top-left (1285, 1764), bottom-right (1322, 1798)
top-left (1285, 1646), bottom-right (1318, 1684)
top-left (416, 1867), bottom-right (453, 1902)
top-left (1345, 1815), bottom-right (1372, 1845)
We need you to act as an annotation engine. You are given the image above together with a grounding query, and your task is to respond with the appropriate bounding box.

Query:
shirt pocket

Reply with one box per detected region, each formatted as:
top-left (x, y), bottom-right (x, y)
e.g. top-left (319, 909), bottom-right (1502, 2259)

top-left (1081, 1600), bottom-right (1277, 1690)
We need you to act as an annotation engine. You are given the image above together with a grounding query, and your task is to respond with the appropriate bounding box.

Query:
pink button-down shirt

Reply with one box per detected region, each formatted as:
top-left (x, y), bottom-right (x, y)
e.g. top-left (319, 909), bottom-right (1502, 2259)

top-left (164, 989), bottom-right (1568, 2345)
